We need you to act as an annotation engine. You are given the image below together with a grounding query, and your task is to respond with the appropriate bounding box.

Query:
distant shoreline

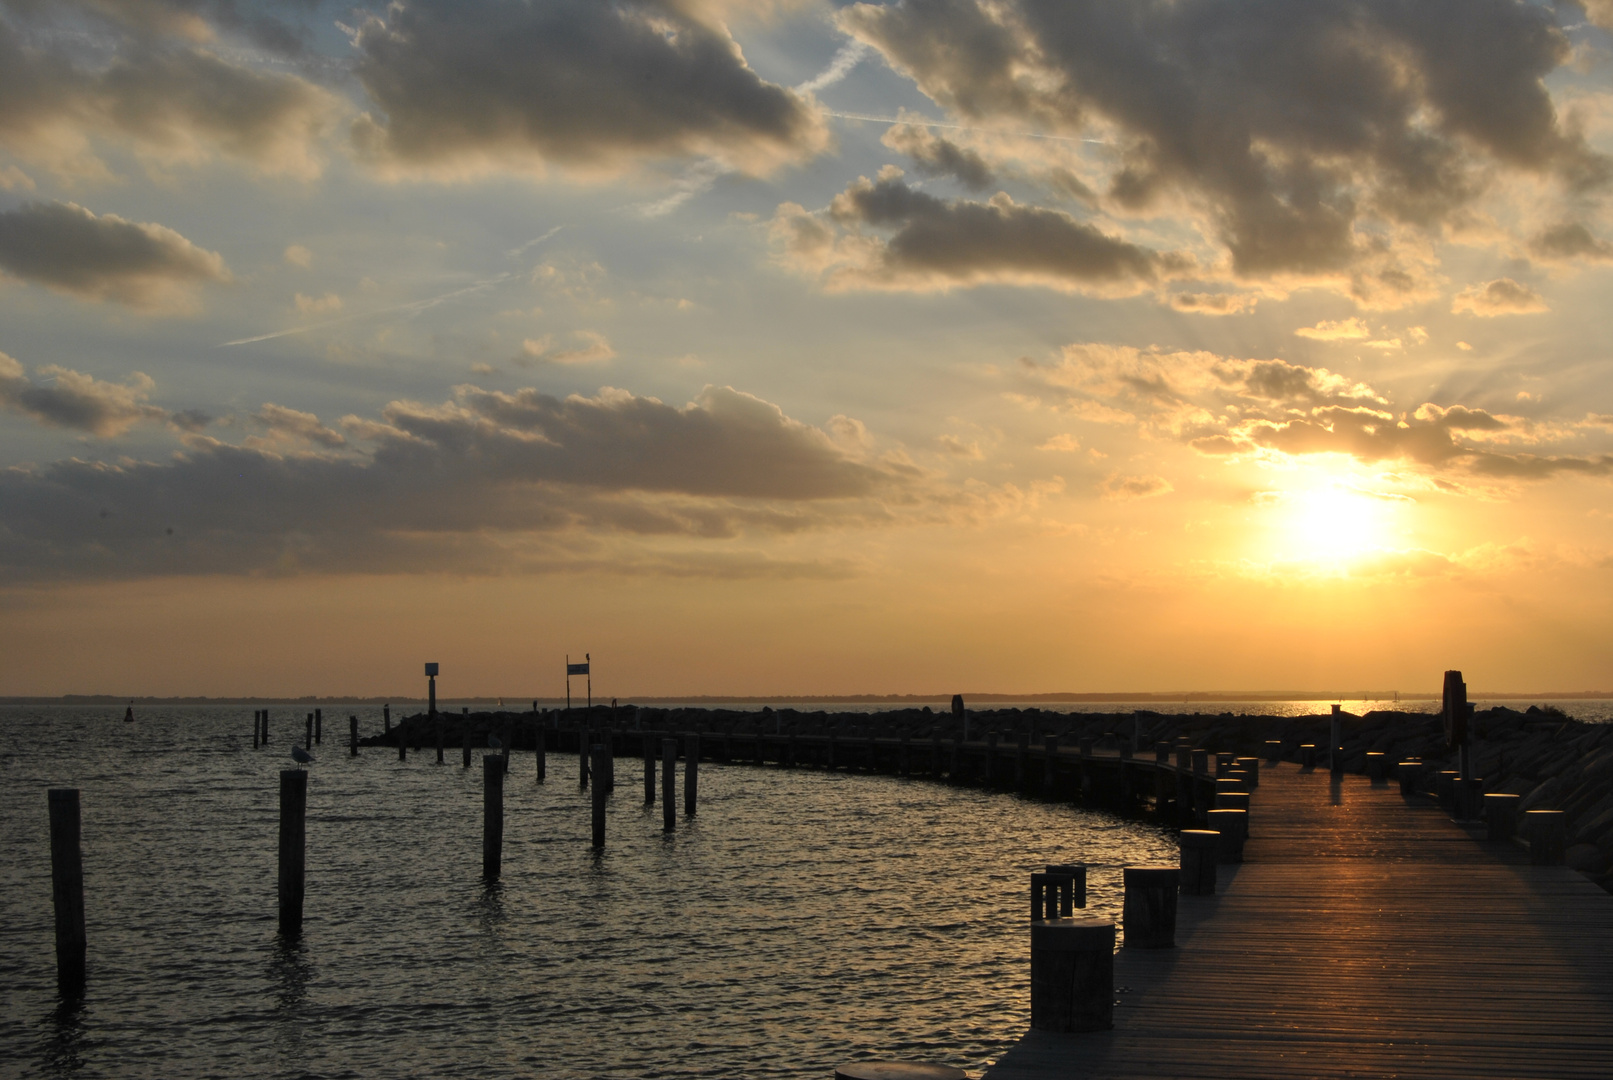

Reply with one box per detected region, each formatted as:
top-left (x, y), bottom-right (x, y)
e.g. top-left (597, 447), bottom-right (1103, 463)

top-left (4, 690), bottom-right (1610, 705)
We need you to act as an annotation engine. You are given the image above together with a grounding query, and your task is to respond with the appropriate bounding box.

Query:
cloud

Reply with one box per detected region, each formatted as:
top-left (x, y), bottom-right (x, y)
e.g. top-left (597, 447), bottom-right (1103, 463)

top-left (839, 0), bottom-right (1610, 293)
top-left (1099, 472), bottom-right (1173, 500)
top-left (0, 15), bottom-right (336, 179)
top-left (294, 292), bottom-right (341, 315)
top-left (1169, 291), bottom-right (1256, 315)
top-left (881, 122), bottom-right (994, 190)
top-left (936, 433), bottom-right (982, 458)
top-left (517, 331), bottom-right (617, 366)
top-left (283, 244), bottom-right (312, 268)
top-left (349, 0), bottom-right (827, 178)
top-left (1295, 317), bottom-right (1371, 341)
top-left (775, 170), bottom-right (1192, 294)
top-left (1528, 221), bottom-right (1613, 262)
top-left (0, 382), bottom-right (910, 581)
top-left (1451, 277), bottom-right (1549, 316)
top-left (0, 351), bottom-right (168, 436)
top-left (1038, 433), bottom-right (1080, 451)
top-left (0, 201), bottom-right (229, 309)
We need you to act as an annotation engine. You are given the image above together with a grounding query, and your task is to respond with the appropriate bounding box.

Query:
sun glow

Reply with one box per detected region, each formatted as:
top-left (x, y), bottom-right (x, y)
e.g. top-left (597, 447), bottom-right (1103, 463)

top-left (1261, 480), bottom-right (1404, 567)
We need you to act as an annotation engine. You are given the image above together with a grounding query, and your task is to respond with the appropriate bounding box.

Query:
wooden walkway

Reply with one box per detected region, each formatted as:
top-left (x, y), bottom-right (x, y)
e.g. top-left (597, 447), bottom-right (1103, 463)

top-left (986, 762), bottom-right (1613, 1079)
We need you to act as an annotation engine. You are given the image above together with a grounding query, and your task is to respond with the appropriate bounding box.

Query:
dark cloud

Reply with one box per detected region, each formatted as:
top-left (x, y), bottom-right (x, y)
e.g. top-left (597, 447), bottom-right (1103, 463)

top-left (0, 200), bottom-right (228, 307)
top-left (841, 0), bottom-right (1609, 287)
top-left (881, 122), bottom-right (994, 190)
top-left (1529, 222), bottom-right (1613, 262)
top-left (777, 170), bottom-right (1190, 292)
top-left (0, 13), bottom-right (334, 177)
top-left (0, 383), bottom-right (907, 580)
top-left (0, 352), bottom-right (169, 436)
top-left (350, 0), bottom-right (826, 176)
top-left (1451, 277), bottom-right (1549, 316)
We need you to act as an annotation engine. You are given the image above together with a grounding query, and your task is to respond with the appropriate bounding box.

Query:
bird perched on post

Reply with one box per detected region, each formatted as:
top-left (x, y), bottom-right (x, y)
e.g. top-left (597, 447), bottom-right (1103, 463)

top-left (291, 745), bottom-right (314, 769)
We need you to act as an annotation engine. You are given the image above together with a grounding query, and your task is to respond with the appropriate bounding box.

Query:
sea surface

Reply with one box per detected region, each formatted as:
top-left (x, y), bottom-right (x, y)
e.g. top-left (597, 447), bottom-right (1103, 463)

top-left (0, 705), bottom-right (1181, 1080)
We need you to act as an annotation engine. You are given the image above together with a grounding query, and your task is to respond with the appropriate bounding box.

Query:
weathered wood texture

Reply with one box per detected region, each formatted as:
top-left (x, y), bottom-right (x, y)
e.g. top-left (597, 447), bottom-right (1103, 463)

top-left (987, 762), bottom-right (1613, 1079)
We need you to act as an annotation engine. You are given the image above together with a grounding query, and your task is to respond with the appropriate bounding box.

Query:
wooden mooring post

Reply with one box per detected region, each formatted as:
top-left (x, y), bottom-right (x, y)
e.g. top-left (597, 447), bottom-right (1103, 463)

top-left (535, 724), bottom-right (546, 782)
top-left (349, 715), bottom-right (358, 757)
top-left (662, 739), bottom-right (677, 832)
top-left (684, 734), bottom-right (699, 817)
top-left (314, 708), bottom-right (322, 745)
top-left (644, 735), bottom-right (656, 805)
top-left (277, 769), bottom-right (307, 936)
top-left (48, 788), bottom-right (87, 991)
top-left (1179, 829), bottom-right (1219, 895)
top-left (253, 710), bottom-right (260, 749)
top-left (483, 756), bottom-right (503, 879)
top-left (1031, 872), bottom-right (1074, 919)
top-left (305, 713), bottom-right (313, 751)
top-left (1030, 917), bottom-right (1114, 1032)
top-left (591, 744), bottom-right (607, 849)
top-left (462, 730), bottom-right (471, 768)
top-left (579, 729), bottom-right (589, 788)
top-left (1047, 863), bottom-right (1087, 908)
top-left (1122, 866), bottom-right (1179, 948)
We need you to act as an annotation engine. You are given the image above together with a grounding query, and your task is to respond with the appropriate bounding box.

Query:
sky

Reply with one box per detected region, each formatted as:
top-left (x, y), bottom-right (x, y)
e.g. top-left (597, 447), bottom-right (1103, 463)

top-left (1, 0), bottom-right (1612, 698)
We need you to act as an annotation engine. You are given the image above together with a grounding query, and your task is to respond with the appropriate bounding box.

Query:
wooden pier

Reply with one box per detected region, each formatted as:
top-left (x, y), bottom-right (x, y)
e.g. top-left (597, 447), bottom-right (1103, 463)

top-left (986, 761), bottom-right (1613, 1079)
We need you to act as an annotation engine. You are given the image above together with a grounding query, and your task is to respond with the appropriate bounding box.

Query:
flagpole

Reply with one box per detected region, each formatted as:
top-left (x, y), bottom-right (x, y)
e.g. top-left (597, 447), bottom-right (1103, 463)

top-left (565, 654), bottom-right (571, 714)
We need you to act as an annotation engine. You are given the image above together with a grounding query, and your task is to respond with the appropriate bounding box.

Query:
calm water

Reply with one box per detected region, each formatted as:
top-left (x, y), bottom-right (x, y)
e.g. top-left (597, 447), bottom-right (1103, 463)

top-left (0, 706), bottom-right (1177, 1080)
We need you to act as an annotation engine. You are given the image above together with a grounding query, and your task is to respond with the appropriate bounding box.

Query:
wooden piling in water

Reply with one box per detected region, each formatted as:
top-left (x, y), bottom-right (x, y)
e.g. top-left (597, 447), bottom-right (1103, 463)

top-left (1122, 866), bottom-right (1179, 949)
top-left (48, 788), bottom-right (87, 991)
top-left (253, 710), bottom-right (260, 749)
top-left (483, 755), bottom-right (503, 879)
top-left (644, 735), bottom-right (656, 804)
top-left (277, 769), bottom-right (307, 936)
top-left (662, 738), bottom-right (676, 833)
top-left (591, 744), bottom-right (607, 849)
top-left (1031, 872), bottom-right (1074, 920)
top-left (349, 715), bottom-right (358, 757)
top-left (305, 713), bottom-right (313, 751)
top-left (1030, 918), bottom-right (1114, 1032)
top-left (314, 708), bottom-right (322, 745)
top-left (684, 734), bottom-right (699, 817)
top-left (398, 720), bottom-right (407, 761)
top-left (535, 725), bottom-right (546, 781)
top-left (1047, 863), bottom-right (1088, 909)
top-left (579, 729), bottom-right (589, 788)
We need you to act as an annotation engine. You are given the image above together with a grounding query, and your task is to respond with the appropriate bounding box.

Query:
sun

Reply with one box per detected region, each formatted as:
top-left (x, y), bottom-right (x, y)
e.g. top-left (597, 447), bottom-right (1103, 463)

top-left (1261, 478), bottom-right (1403, 567)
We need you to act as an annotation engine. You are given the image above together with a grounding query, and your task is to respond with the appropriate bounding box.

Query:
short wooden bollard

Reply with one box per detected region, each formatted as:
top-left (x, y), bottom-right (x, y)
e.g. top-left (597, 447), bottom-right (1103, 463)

top-left (1207, 810), bottom-right (1247, 861)
top-left (535, 727), bottom-right (546, 781)
top-left (314, 708), bottom-right (322, 745)
top-left (1046, 863), bottom-right (1088, 908)
top-left (278, 769), bottom-right (307, 936)
top-left (1264, 739), bottom-right (1282, 763)
top-left (1190, 748), bottom-right (1209, 775)
top-left (661, 739), bottom-right (677, 832)
top-left (1122, 866), bottom-right (1179, 949)
top-left (834, 1061), bottom-right (965, 1080)
top-left (643, 737), bottom-right (656, 804)
top-left (1214, 751), bottom-right (1233, 777)
top-left (1365, 751), bottom-right (1387, 781)
top-left (48, 788), bottom-right (87, 990)
top-left (1299, 744), bottom-right (1316, 769)
top-left (305, 713), bottom-right (313, 751)
top-left (482, 756), bottom-right (503, 879)
top-left (1235, 757), bottom-right (1260, 786)
top-left (1179, 829), bottom-right (1219, 895)
top-left (1175, 744), bottom-right (1191, 770)
top-left (349, 715), bottom-right (358, 757)
top-left (1527, 809), bottom-right (1567, 865)
top-left (253, 711), bottom-right (261, 749)
top-left (1030, 918), bottom-right (1114, 1032)
top-left (1155, 740), bottom-right (1171, 764)
top-left (1216, 789), bottom-right (1251, 825)
top-left (397, 722), bottom-right (407, 762)
top-left (591, 745), bottom-right (607, 849)
top-left (1456, 777), bottom-right (1484, 821)
top-left (1031, 872), bottom-right (1074, 919)
top-left (1224, 769), bottom-right (1252, 790)
top-left (1329, 713), bottom-right (1343, 774)
top-left (1398, 760), bottom-right (1423, 796)
top-left (1436, 770), bottom-right (1459, 813)
top-left (1214, 777), bottom-right (1247, 801)
top-left (1485, 792), bottom-right (1521, 842)
top-left (684, 734), bottom-right (699, 817)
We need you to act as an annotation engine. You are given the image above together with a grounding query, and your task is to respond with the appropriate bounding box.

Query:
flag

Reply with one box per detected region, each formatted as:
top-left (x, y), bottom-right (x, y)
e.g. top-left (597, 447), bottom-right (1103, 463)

top-left (567, 662), bottom-right (590, 676)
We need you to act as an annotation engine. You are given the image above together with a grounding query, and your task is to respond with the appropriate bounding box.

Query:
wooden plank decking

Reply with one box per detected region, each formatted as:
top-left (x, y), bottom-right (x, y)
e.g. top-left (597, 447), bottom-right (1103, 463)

top-left (986, 761), bottom-right (1613, 1079)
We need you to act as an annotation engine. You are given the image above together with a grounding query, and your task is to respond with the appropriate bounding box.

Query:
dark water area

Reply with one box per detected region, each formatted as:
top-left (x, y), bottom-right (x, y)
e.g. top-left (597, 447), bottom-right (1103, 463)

top-left (0, 706), bottom-right (1176, 1079)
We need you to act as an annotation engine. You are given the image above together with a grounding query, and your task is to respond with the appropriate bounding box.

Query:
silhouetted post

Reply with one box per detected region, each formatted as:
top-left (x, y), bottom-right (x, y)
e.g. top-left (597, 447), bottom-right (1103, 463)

top-left (1047, 863), bottom-right (1087, 908)
top-left (1235, 757), bottom-right (1260, 786)
top-left (685, 734), bottom-right (699, 817)
top-left (536, 725), bottom-right (546, 781)
top-left (1330, 704), bottom-right (1343, 774)
top-left (1207, 809), bottom-right (1246, 861)
top-left (398, 719), bottom-right (407, 762)
top-left (1191, 748), bottom-right (1208, 775)
top-left (1030, 872), bottom-right (1074, 920)
top-left (1179, 829), bottom-right (1219, 895)
top-left (349, 715), bottom-right (358, 757)
top-left (314, 708), bottom-right (322, 745)
top-left (1299, 743), bottom-right (1316, 769)
top-left (462, 730), bottom-right (471, 768)
top-left (1030, 918), bottom-right (1114, 1032)
top-left (661, 739), bottom-right (677, 832)
top-left (1527, 810), bottom-right (1567, 865)
top-left (278, 770), bottom-right (307, 936)
top-left (579, 730), bottom-right (589, 788)
top-left (48, 788), bottom-right (87, 991)
top-left (1398, 760), bottom-right (1423, 796)
top-left (1122, 866), bottom-right (1179, 948)
top-left (305, 713), bottom-right (313, 751)
top-left (1264, 739), bottom-right (1281, 763)
top-left (483, 756), bottom-right (503, 879)
top-left (1485, 792), bottom-right (1520, 842)
top-left (1366, 751), bottom-right (1387, 781)
top-left (383, 703), bottom-right (390, 738)
top-left (952, 694), bottom-right (966, 741)
top-left (590, 744), bottom-right (608, 849)
top-left (253, 710), bottom-right (260, 749)
top-left (644, 737), bottom-right (656, 804)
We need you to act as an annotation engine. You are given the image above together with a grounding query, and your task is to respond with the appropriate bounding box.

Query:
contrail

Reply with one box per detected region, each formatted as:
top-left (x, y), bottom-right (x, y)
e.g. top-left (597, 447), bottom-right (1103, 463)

top-left (506, 225), bottom-right (564, 259)
top-left (221, 273), bottom-right (512, 347)
top-left (796, 41), bottom-right (870, 94)
top-left (825, 111), bottom-right (1106, 145)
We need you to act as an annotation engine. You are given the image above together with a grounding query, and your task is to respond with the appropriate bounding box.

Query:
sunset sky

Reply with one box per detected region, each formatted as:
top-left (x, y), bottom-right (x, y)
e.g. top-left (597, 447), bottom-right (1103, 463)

top-left (2, 0), bottom-right (1612, 697)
